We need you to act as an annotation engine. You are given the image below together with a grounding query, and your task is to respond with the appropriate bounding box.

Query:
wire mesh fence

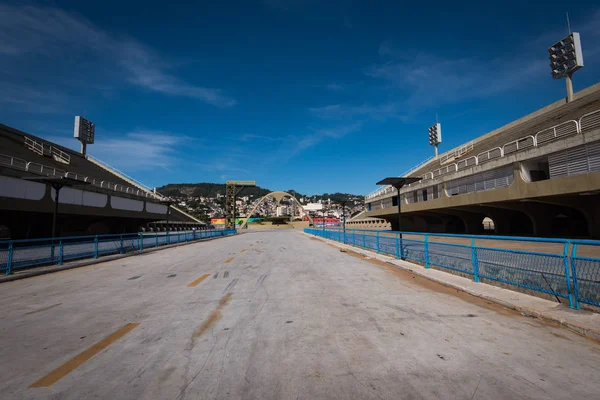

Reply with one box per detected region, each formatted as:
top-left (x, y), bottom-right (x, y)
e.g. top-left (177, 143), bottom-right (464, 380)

top-left (305, 228), bottom-right (600, 310)
top-left (0, 229), bottom-right (236, 275)
top-left (571, 242), bottom-right (600, 307)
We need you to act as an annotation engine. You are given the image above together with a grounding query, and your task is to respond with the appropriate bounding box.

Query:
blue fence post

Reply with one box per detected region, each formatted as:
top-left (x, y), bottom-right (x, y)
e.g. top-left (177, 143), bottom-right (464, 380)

top-left (156, 232), bottom-right (159, 247)
top-left (58, 240), bottom-right (63, 265)
top-left (424, 234), bottom-right (430, 268)
top-left (570, 244), bottom-right (581, 310)
top-left (352, 230), bottom-right (356, 246)
top-left (139, 233), bottom-right (144, 251)
top-left (6, 242), bottom-right (13, 275)
top-left (399, 234), bottom-right (403, 259)
top-left (120, 235), bottom-right (124, 254)
top-left (564, 242), bottom-right (578, 309)
top-left (94, 236), bottom-right (99, 259)
top-left (471, 238), bottom-right (480, 282)
top-left (362, 233), bottom-right (366, 249)
top-left (395, 233), bottom-right (400, 259)
top-left (376, 232), bottom-right (380, 254)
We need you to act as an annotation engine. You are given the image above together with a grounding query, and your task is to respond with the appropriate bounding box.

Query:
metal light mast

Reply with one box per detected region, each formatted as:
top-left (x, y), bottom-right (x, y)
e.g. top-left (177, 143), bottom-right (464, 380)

top-left (548, 32), bottom-right (584, 102)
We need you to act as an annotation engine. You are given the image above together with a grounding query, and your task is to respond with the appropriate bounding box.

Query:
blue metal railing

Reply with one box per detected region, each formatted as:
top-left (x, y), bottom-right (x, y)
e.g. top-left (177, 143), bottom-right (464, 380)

top-left (0, 229), bottom-right (236, 276)
top-left (570, 240), bottom-right (600, 308)
top-left (305, 228), bottom-right (600, 310)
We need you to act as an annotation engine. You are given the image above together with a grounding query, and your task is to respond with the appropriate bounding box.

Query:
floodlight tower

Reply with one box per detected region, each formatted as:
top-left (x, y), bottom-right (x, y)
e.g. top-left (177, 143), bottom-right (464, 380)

top-left (548, 32), bottom-right (584, 103)
top-left (74, 116), bottom-right (95, 156)
top-left (428, 123), bottom-right (442, 157)
top-left (225, 180), bottom-right (256, 230)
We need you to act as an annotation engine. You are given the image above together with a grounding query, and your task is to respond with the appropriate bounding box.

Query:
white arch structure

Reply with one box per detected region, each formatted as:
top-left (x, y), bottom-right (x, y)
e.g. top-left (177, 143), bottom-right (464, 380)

top-left (239, 191), bottom-right (314, 229)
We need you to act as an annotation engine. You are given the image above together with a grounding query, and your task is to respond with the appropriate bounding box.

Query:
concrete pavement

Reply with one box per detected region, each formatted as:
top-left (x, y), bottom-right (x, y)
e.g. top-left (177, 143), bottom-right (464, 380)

top-left (1, 229), bottom-right (599, 399)
top-left (308, 232), bottom-right (600, 341)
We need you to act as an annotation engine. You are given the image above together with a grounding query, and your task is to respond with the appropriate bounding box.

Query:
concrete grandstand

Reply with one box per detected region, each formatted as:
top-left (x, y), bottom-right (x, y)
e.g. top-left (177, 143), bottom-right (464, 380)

top-left (0, 124), bottom-right (203, 239)
top-left (363, 82), bottom-right (600, 238)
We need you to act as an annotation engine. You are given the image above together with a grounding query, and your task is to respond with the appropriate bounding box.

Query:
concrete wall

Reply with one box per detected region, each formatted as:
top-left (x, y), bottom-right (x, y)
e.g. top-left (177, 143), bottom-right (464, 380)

top-left (364, 161), bottom-right (600, 238)
top-left (0, 172), bottom-right (200, 239)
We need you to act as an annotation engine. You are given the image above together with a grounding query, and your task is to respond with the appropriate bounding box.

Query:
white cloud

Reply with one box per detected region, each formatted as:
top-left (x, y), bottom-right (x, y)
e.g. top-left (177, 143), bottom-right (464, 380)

top-left (309, 102), bottom-right (402, 121)
top-left (365, 51), bottom-right (546, 110)
top-left (92, 131), bottom-right (185, 170)
top-left (295, 122), bottom-right (362, 153)
top-left (47, 130), bottom-right (188, 171)
top-left (323, 83), bottom-right (349, 92)
top-left (367, 11), bottom-right (600, 114)
top-left (1, 81), bottom-right (70, 114)
top-left (239, 133), bottom-right (287, 142)
top-left (313, 10), bottom-right (600, 124)
top-left (195, 162), bottom-right (249, 173)
top-left (0, 4), bottom-right (236, 108)
top-left (118, 40), bottom-right (236, 107)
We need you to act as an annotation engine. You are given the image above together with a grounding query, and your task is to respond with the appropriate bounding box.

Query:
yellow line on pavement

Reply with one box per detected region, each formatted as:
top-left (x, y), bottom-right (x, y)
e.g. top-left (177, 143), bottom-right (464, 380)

top-left (30, 323), bottom-right (140, 388)
top-left (188, 273), bottom-right (211, 287)
top-left (224, 257), bottom-right (234, 263)
top-left (240, 249), bottom-right (246, 253)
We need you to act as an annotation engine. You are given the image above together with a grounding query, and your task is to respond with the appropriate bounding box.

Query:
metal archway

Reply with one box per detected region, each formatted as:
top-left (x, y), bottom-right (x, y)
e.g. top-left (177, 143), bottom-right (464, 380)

top-left (239, 191), bottom-right (314, 229)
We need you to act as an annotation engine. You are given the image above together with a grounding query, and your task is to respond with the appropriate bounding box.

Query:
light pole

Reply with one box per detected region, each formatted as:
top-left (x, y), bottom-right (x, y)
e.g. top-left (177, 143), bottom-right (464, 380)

top-left (376, 177), bottom-right (422, 257)
top-left (341, 201), bottom-right (347, 243)
top-left (428, 123), bottom-right (442, 158)
top-left (22, 176), bottom-right (91, 262)
top-left (548, 32), bottom-right (584, 103)
top-left (22, 176), bottom-right (91, 238)
top-left (159, 200), bottom-right (174, 240)
top-left (341, 201), bottom-right (346, 233)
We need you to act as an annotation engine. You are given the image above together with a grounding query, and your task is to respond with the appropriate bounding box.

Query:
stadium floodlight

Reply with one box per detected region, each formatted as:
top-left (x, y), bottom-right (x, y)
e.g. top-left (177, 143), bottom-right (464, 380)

top-left (548, 32), bottom-right (583, 102)
top-left (74, 116), bottom-right (95, 156)
top-left (428, 123), bottom-right (442, 157)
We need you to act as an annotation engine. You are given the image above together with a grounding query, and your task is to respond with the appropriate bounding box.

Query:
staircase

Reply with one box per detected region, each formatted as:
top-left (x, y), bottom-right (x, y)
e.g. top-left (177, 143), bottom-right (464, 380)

top-left (24, 136), bottom-right (70, 165)
top-left (439, 141), bottom-right (474, 165)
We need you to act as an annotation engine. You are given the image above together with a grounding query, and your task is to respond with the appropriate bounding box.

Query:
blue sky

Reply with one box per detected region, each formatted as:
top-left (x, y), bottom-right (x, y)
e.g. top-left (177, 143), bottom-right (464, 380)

top-left (1, 1), bottom-right (600, 195)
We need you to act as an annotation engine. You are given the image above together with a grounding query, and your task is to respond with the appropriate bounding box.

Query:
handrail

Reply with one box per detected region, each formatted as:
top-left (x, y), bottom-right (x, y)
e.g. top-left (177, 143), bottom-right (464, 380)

top-left (366, 156), bottom-right (435, 199)
top-left (306, 228), bottom-right (600, 309)
top-left (49, 145), bottom-right (71, 164)
top-left (477, 146), bottom-right (503, 163)
top-left (579, 109), bottom-right (600, 131)
top-left (0, 152), bottom-right (161, 201)
top-left (456, 156), bottom-right (478, 171)
top-left (535, 120), bottom-right (579, 145)
top-left (502, 135), bottom-right (536, 156)
top-left (318, 228), bottom-right (573, 244)
top-left (439, 141), bottom-right (474, 164)
top-left (24, 136), bottom-right (71, 164)
top-left (365, 107), bottom-right (597, 203)
top-left (87, 155), bottom-right (166, 200)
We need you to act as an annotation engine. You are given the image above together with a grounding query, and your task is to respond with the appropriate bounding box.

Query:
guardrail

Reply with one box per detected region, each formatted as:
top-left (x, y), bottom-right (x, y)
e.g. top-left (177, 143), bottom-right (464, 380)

top-left (0, 229), bottom-right (236, 276)
top-left (87, 155), bottom-right (168, 200)
top-left (305, 228), bottom-right (600, 310)
top-left (365, 107), bottom-right (600, 201)
top-left (0, 152), bottom-right (163, 200)
top-left (24, 136), bottom-right (71, 164)
top-left (439, 141), bottom-right (474, 164)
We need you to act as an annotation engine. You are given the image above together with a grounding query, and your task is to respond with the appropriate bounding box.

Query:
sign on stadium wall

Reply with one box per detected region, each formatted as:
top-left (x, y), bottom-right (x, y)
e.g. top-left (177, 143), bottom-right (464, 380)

top-left (211, 218), bottom-right (262, 225)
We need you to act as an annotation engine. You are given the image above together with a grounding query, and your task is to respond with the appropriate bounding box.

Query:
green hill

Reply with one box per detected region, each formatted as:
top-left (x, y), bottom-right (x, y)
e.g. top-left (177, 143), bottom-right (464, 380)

top-left (156, 183), bottom-right (363, 203)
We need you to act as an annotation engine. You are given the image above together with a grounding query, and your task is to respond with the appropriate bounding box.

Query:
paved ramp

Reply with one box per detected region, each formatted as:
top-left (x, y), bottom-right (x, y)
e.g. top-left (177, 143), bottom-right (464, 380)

top-left (1, 230), bottom-right (599, 399)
